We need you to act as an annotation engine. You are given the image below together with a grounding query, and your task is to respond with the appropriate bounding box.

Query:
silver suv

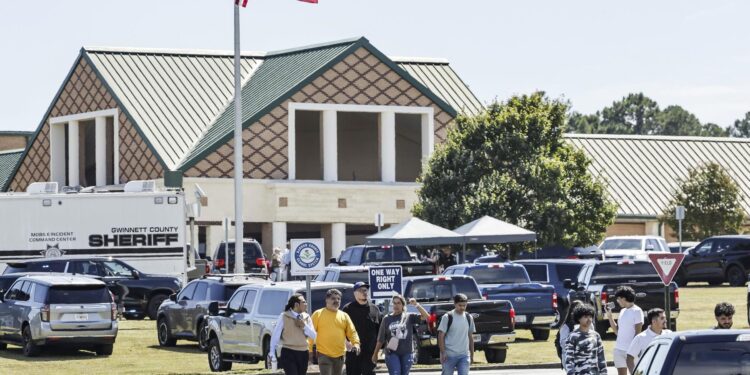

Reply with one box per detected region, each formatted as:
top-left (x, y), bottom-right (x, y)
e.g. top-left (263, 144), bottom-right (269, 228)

top-left (0, 275), bottom-right (118, 356)
top-left (205, 281), bottom-right (355, 372)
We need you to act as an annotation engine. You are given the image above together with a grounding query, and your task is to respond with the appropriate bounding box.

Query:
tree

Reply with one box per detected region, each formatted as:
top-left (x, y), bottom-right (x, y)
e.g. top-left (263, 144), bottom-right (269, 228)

top-left (567, 111), bottom-right (601, 133)
top-left (662, 163), bottom-right (744, 241)
top-left (600, 93), bottom-right (660, 134)
top-left (655, 105), bottom-right (703, 135)
top-left (701, 122), bottom-right (729, 137)
top-left (414, 92), bottom-right (617, 248)
top-left (730, 111), bottom-right (750, 137)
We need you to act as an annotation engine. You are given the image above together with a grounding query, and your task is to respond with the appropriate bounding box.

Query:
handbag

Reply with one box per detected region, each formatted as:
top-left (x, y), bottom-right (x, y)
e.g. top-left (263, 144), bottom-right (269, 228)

top-left (386, 313), bottom-right (408, 351)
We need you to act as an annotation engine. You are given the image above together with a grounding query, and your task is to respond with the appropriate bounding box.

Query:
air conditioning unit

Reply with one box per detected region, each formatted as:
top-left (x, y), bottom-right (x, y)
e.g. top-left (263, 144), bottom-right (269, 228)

top-left (124, 180), bottom-right (156, 193)
top-left (26, 182), bottom-right (58, 194)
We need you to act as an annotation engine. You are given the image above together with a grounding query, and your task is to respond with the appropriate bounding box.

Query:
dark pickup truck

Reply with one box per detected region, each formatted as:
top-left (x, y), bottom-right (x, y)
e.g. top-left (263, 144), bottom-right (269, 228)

top-left (565, 259), bottom-right (679, 337)
top-left (445, 263), bottom-right (557, 341)
top-left (330, 245), bottom-right (433, 277)
top-left (402, 275), bottom-right (516, 364)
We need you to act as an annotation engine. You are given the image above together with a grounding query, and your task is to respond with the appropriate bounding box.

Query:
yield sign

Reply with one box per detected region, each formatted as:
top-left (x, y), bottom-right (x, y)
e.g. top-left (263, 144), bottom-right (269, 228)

top-left (648, 253), bottom-right (686, 286)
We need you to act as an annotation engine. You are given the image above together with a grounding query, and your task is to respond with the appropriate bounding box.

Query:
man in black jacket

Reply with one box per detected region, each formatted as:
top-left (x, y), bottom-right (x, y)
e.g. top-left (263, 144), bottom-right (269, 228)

top-left (342, 282), bottom-right (381, 375)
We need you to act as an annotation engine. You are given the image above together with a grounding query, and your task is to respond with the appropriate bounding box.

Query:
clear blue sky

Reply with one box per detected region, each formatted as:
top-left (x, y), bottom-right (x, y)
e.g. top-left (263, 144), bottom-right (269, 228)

top-left (1, 0), bottom-right (748, 132)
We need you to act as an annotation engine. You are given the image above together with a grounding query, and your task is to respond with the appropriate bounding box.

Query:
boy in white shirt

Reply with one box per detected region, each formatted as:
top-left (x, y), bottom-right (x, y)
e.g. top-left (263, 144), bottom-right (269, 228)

top-left (605, 286), bottom-right (643, 375)
top-left (626, 308), bottom-right (671, 373)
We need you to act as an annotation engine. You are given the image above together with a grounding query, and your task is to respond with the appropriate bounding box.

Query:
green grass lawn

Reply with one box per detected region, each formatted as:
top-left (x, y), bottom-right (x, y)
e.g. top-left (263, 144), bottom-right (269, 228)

top-left (0, 284), bottom-right (746, 374)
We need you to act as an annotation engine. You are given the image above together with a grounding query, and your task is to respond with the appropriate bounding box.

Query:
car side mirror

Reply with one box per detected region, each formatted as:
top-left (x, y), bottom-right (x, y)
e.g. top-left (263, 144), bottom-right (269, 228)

top-left (169, 293), bottom-right (177, 302)
top-left (563, 279), bottom-right (576, 289)
top-left (131, 270), bottom-right (140, 279)
top-left (208, 301), bottom-right (219, 316)
top-left (328, 257), bottom-right (338, 264)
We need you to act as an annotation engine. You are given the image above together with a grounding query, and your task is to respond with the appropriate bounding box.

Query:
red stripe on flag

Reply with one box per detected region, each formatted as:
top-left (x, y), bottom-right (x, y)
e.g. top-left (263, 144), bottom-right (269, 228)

top-left (298, 0), bottom-right (318, 3)
top-left (235, 0), bottom-right (249, 7)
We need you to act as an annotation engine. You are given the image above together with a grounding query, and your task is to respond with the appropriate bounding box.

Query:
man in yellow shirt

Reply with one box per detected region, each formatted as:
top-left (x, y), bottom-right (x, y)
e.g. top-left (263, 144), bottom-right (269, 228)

top-left (311, 289), bottom-right (361, 375)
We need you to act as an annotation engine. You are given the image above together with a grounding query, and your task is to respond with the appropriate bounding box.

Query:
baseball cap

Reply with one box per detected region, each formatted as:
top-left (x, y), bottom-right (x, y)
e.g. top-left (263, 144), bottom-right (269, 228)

top-left (353, 282), bottom-right (370, 290)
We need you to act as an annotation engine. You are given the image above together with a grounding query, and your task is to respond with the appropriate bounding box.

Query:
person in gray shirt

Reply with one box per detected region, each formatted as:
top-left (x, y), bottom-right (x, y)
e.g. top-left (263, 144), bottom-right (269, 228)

top-left (372, 295), bottom-right (430, 375)
top-left (437, 294), bottom-right (476, 375)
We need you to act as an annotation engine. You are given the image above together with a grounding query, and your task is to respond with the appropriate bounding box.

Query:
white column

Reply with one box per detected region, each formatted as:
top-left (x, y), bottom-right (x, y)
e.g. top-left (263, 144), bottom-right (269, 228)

top-left (67, 120), bottom-right (80, 186)
top-left (331, 223), bottom-right (346, 260)
top-left (322, 110), bottom-right (338, 181)
top-left (421, 113), bottom-right (434, 162)
top-left (380, 111), bottom-right (396, 182)
top-left (272, 222), bottom-right (287, 251)
top-left (95, 116), bottom-right (107, 186)
top-left (645, 221), bottom-right (660, 236)
top-left (49, 123), bottom-right (66, 186)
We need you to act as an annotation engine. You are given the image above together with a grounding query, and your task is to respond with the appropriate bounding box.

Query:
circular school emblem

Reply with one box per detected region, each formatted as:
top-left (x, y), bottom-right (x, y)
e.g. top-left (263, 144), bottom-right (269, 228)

top-left (294, 242), bottom-right (321, 269)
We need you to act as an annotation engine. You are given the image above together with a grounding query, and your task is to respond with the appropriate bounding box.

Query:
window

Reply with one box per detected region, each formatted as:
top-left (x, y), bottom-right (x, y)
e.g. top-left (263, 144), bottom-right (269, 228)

top-left (102, 260), bottom-right (134, 277)
top-left (179, 282), bottom-right (198, 301)
top-left (242, 290), bottom-right (258, 312)
top-left (339, 248), bottom-right (354, 264)
top-left (671, 341), bottom-right (750, 375)
top-left (337, 272), bottom-right (368, 284)
top-left (363, 246), bottom-right (411, 262)
top-left (48, 286), bottom-right (111, 304)
top-left (227, 290), bottom-right (247, 312)
top-left (5, 280), bottom-right (24, 300)
top-left (348, 248), bottom-right (363, 265)
top-left (600, 239), bottom-right (642, 250)
top-left (223, 285), bottom-right (242, 301)
top-left (407, 279), bottom-right (481, 301)
top-left (714, 240), bottom-right (733, 254)
top-left (467, 266), bottom-right (529, 284)
top-left (592, 263), bottom-right (657, 279)
top-left (557, 264), bottom-right (584, 282)
top-left (29, 261), bottom-right (66, 273)
top-left (257, 290), bottom-right (289, 316)
top-left (33, 284), bottom-right (48, 303)
top-left (646, 239), bottom-right (660, 251)
top-left (309, 287), bottom-right (355, 312)
top-left (70, 261), bottom-right (104, 276)
top-left (733, 240), bottom-right (750, 252)
top-left (645, 343), bottom-right (670, 375)
top-left (695, 241), bottom-right (713, 256)
top-left (193, 282), bottom-right (208, 301)
top-left (522, 264), bottom-right (549, 283)
top-left (633, 343), bottom-right (659, 375)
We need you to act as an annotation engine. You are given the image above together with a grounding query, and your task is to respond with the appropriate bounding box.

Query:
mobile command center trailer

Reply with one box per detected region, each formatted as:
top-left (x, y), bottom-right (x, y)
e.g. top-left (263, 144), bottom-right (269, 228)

top-left (0, 181), bottom-right (188, 278)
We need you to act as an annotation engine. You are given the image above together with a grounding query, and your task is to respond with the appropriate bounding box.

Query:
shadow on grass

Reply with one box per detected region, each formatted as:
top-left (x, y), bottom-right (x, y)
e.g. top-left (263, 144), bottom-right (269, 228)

top-left (147, 344), bottom-right (203, 354)
top-left (0, 345), bottom-right (102, 361)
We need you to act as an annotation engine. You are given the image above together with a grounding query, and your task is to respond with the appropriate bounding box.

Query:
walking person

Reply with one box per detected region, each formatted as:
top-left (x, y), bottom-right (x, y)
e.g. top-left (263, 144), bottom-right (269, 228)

top-left (281, 245), bottom-right (291, 281)
top-left (605, 286), bottom-right (642, 375)
top-left (714, 302), bottom-right (735, 329)
top-left (271, 247), bottom-right (282, 281)
top-left (437, 247), bottom-right (457, 273)
top-left (437, 294), bottom-right (476, 375)
top-left (371, 295), bottom-right (430, 375)
top-left (269, 294), bottom-right (317, 375)
top-left (342, 282), bottom-right (381, 375)
top-left (557, 300), bottom-right (584, 368)
top-left (564, 304), bottom-right (607, 375)
top-left (311, 289), bottom-right (361, 375)
top-left (626, 308), bottom-right (670, 374)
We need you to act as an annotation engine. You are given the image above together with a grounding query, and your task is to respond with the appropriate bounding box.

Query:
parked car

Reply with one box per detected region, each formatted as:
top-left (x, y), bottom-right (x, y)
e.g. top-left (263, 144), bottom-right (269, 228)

top-left (514, 245), bottom-right (604, 260)
top-left (156, 274), bottom-right (270, 351)
top-left (632, 330), bottom-right (750, 375)
top-left (210, 239), bottom-right (269, 275)
top-left (444, 263), bottom-right (556, 341)
top-left (667, 241), bottom-right (699, 254)
top-left (513, 259), bottom-right (592, 326)
top-left (330, 245), bottom-right (434, 276)
top-left (205, 281), bottom-right (355, 371)
top-left (402, 274), bottom-right (516, 364)
top-left (599, 235), bottom-right (669, 259)
top-left (315, 265), bottom-right (369, 284)
top-left (675, 235), bottom-right (750, 286)
top-left (565, 259), bottom-right (679, 337)
top-left (3, 257), bottom-right (182, 320)
top-left (0, 274), bottom-right (118, 356)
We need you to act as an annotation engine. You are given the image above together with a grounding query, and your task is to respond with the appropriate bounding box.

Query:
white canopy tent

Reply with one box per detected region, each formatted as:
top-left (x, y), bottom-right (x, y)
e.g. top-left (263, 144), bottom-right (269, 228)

top-left (453, 215), bottom-right (537, 262)
top-left (365, 217), bottom-right (463, 246)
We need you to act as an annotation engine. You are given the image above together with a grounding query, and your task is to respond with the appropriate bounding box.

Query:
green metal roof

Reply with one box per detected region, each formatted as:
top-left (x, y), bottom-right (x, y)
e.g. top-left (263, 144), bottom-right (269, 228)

top-left (0, 149), bottom-right (23, 191)
top-left (566, 134), bottom-right (750, 218)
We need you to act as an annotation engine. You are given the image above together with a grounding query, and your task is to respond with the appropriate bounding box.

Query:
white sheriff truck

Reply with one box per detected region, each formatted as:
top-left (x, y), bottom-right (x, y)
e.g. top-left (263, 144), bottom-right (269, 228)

top-left (0, 180), bottom-right (189, 279)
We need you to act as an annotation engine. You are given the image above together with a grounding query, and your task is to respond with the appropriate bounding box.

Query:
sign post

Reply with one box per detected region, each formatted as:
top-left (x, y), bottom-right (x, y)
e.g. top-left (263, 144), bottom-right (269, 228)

top-left (676, 205), bottom-right (685, 256)
top-left (290, 239), bottom-right (325, 314)
top-left (374, 213), bottom-right (384, 233)
top-left (648, 253), bottom-right (686, 327)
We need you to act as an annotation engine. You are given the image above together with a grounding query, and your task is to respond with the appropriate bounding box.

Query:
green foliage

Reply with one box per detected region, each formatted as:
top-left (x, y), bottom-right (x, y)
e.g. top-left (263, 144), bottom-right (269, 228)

top-left (730, 112), bottom-right (750, 137)
top-left (662, 163), bottom-right (744, 241)
top-left (414, 92), bottom-right (617, 248)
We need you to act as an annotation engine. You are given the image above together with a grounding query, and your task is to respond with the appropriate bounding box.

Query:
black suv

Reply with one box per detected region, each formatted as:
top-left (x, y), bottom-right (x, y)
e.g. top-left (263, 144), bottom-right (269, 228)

top-left (210, 240), bottom-right (269, 274)
top-left (3, 257), bottom-right (182, 320)
top-left (675, 235), bottom-right (750, 286)
top-left (156, 274), bottom-right (269, 351)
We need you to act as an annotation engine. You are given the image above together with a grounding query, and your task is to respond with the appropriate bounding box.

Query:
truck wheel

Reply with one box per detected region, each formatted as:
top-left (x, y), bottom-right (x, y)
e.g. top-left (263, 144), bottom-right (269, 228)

top-left (197, 321), bottom-right (209, 352)
top-left (157, 317), bottom-right (176, 347)
top-left (95, 344), bottom-right (113, 356)
top-left (208, 337), bottom-right (232, 372)
top-left (484, 348), bottom-right (506, 363)
top-left (531, 328), bottom-right (550, 341)
top-left (263, 336), bottom-right (271, 369)
top-left (727, 266), bottom-right (746, 286)
top-left (148, 294), bottom-right (169, 320)
top-left (22, 325), bottom-right (40, 357)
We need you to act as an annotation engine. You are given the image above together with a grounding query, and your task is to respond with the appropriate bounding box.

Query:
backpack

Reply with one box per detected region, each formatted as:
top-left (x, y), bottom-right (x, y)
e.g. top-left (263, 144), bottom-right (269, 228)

top-left (444, 312), bottom-right (473, 336)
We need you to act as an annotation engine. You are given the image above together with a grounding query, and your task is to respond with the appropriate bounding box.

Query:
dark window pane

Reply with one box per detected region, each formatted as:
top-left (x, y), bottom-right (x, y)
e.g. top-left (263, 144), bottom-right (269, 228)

top-left (224, 285), bottom-right (242, 300)
top-left (467, 266), bottom-right (529, 284)
top-left (337, 272), bottom-right (369, 284)
top-left (48, 286), bottom-right (110, 304)
top-left (308, 287), bottom-right (354, 312)
top-left (407, 279), bottom-right (481, 301)
top-left (363, 246), bottom-right (411, 262)
top-left (242, 290), bottom-right (257, 311)
top-left (29, 261), bottom-right (66, 273)
top-left (257, 290), bottom-right (288, 315)
top-left (672, 341), bottom-right (750, 375)
top-left (592, 263), bottom-right (657, 279)
top-left (33, 284), bottom-right (48, 303)
top-left (71, 261), bottom-right (104, 276)
top-left (522, 264), bottom-right (548, 282)
top-left (193, 282), bottom-right (208, 301)
top-left (557, 264), bottom-right (585, 282)
top-left (228, 290), bottom-right (246, 311)
top-left (179, 282), bottom-right (197, 301)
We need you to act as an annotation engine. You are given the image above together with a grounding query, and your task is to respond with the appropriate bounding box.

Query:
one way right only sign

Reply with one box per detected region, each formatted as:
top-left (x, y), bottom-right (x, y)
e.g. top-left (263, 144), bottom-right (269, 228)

top-left (648, 253), bottom-right (686, 286)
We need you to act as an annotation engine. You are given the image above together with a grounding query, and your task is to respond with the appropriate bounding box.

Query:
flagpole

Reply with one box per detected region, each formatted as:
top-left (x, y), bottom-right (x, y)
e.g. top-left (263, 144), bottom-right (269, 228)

top-left (233, 1), bottom-right (245, 273)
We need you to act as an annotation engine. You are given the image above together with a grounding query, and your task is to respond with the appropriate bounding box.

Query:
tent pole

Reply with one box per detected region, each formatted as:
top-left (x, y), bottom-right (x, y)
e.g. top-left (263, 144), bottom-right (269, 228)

top-left (462, 242), bottom-right (466, 264)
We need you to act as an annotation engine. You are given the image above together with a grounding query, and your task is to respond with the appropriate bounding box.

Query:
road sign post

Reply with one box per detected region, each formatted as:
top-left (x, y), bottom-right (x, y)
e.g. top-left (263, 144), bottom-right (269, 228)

top-left (374, 213), bottom-right (384, 232)
top-left (291, 239), bottom-right (325, 314)
top-left (648, 253), bottom-right (686, 328)
top-left (676, 205), bottom-right (685, 259)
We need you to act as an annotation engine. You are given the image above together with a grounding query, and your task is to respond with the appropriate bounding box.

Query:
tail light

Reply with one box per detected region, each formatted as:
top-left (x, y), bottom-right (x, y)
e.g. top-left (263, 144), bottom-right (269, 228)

top-left (674, 288), bottom-right (679, 305)
top-left (255, 258), bottom-right (265, 267)
top-left (509, 307), bottom-right (516, 329)
top-left (215, 258), bottom-right (225, 269)
top-left (428, 312), bottom-right (438, 333)
top-left (601, 291), bottom-right (608, 308)
top-left (111, 302), bottom-right (117, 321)
top-left (41, 304), bottom-right (50, 322)
top-left (552, 293), bottom-right (558, 309)
top-left (566, 255), bottom-right (579, 259)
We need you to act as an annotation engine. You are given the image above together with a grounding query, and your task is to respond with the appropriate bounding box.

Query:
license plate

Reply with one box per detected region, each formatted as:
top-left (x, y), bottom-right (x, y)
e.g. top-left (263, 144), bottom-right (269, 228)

top-left (472, 334), bottom-right (481, 342)
top-left (75, 313), bottom-right (89, 321)
top-left (515, 315), bottom-right (527, 323)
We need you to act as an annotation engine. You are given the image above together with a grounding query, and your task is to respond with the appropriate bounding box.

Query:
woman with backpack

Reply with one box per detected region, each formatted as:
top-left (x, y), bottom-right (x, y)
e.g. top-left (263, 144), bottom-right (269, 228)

top-left (371, 295), bottom-right (430, 375)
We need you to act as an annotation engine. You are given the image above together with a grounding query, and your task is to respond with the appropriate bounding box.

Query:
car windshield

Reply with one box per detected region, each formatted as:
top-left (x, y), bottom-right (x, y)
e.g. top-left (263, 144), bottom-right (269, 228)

top-left (103, 260), bottom-right (133, 277)
top-left (592, 263), bottom-right (657, 279)
top-left (48, 285), bottom-right (111, 304)
top-left (214, 242), bottom-right (263, 260)
top-left (406, 279), bottom-right (481, 301)
top-left (467, 266), bottom-right (529, 284)
top-left (600, 239), bottom-right (642, 251)
top-left (337, 272), bottom-right (369, 284)
top-left (671, 341), bottom-right (750, 375)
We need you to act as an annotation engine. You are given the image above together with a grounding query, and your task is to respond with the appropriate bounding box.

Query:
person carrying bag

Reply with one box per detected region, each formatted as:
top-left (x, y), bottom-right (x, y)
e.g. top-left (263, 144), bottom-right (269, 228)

top-left (372, 295), bottom-right (430, 375)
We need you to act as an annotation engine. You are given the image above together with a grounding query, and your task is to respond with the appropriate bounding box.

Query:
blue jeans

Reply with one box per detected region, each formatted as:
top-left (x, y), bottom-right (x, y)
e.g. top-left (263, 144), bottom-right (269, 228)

top-left (441, 354), bottom-right (470, 375)
top-left (385, 352), bottom-right (413, 375)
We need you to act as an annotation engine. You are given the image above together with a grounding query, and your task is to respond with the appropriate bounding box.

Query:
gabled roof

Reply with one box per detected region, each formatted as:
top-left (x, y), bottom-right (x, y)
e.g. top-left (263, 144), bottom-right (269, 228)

top-left (565, 134), bottom-right (750, 218)
top-left (0, 149), bottom-right (24, 192)
top-left (80, 37), bottom-right (481, 170)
